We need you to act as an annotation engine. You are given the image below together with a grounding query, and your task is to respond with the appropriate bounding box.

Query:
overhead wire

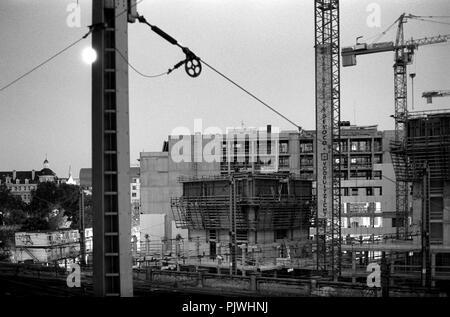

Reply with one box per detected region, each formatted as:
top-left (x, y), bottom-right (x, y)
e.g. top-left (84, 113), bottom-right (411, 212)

top-left (409, 16), bottom-right (450, 26)
top-left (137, 15), bottom-right (303, 132)
top-left (0, 28), bottom-right (93, 93)
top-left (115, 48), bottom-right (169, 78)
top-left (199, 58), bottom-right (303, 131)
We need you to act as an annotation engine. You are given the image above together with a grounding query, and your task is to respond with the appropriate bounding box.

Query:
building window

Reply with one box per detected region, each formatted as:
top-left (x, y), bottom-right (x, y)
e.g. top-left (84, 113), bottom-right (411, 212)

top-left (431, 223), bottom-right (443, 244)
top-left (208, 230), bottom-right (217, 241)
top-left (351, 188), bottom-right (358, 196)
top-left (373, 171), bottom-right (382, 180)
top-left (279, 142), bottom-right (289, 154)
top-left (374, 217), bottom-right (382, 228)
top-left (132, 193), bottom-right (137, 197)
top-left (279, 157), bottom-right (289, 168)
top-left (374, 155), bottom-right (382, 164)
top-left (366, 187), bottom-right (373, 196)
top-left (132, 185), bottom-right (137, 190)
top-left (300, 142), bottom-right (313, 153)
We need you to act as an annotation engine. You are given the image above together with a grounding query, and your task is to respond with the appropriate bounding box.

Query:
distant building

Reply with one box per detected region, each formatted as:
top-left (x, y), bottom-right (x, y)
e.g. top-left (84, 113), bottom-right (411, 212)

top-left (140, 124), bottom-right (399, 247)
top-left (0, 157), bottom-right (66, 203)
top-left (299, 125), bottom-right (398, 241)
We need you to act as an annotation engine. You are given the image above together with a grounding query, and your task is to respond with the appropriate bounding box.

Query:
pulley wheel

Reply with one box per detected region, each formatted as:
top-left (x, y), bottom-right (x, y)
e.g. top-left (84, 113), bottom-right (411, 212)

top-left (185, 57), bottom-right (202, 78)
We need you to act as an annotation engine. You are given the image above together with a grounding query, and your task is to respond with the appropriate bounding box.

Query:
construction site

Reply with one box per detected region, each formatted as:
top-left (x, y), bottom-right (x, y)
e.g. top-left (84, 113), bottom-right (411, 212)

top-left (1, 0), bottom-right (450, 300)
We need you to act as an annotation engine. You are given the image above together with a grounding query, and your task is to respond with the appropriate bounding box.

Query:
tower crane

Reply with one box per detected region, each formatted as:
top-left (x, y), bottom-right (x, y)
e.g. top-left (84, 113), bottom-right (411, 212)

top-left (422, 90), bottom-right (450, 104)
top-left (341, 13), bottom-right (450, 240)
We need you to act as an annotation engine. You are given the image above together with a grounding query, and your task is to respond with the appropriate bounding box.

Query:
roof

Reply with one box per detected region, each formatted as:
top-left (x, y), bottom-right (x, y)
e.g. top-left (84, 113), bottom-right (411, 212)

top-left (0, 171), bottom-right (39, 183)
top-left (39, 168), bottom-right (56, 176)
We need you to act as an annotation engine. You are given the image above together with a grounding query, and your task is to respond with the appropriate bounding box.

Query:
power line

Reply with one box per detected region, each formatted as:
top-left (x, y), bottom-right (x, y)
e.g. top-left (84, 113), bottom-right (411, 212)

top-left (137, 15), bottom-right (303, 131)
top-left (200, 58), bottom-right (303, 131)
top-left (0, 29), bottom-right (93, 93)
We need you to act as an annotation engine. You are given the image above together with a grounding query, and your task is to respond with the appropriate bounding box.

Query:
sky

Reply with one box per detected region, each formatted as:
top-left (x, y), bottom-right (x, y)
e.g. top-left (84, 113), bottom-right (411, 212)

top-left (0, 0), bottom-right (449, 178)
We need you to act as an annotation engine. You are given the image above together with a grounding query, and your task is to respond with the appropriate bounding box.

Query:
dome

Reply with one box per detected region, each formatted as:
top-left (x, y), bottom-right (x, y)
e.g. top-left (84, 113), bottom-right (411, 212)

top-left (40, 168), bottom-right (56, 176)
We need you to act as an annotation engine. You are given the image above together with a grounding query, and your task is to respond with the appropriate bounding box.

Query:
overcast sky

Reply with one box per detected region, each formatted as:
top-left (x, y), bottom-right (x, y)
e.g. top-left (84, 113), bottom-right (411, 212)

top-left (0, 0), bottom-right (449, 178)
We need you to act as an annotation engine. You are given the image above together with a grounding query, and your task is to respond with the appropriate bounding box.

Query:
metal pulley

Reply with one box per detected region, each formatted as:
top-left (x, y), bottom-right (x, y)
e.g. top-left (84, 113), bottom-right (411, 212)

top-left (184, 55), bottom-right (202, 78)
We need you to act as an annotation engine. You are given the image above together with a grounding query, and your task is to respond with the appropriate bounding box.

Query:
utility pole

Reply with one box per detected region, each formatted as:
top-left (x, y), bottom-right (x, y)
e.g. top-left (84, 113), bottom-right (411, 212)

top-left (79, 188), bottom-right (86, 266)
top-left (92, 0), bottom-right (138, 297)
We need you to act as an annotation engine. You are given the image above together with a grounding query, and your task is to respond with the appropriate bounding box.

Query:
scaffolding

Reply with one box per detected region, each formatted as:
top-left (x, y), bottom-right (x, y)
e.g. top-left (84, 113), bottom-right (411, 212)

top-left (171, 173), bottom-right (312, 232)
top-left (170, 173), bottom-right (313, 272)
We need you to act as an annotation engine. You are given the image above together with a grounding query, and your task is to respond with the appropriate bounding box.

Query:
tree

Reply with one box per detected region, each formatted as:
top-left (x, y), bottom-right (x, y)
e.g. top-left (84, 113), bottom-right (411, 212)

top-left (21, 217), bottom-right (49, 231)
top-left (29, 182), bottom-right (81, 227)
top-left (0, 184), bottom-right (27, 226)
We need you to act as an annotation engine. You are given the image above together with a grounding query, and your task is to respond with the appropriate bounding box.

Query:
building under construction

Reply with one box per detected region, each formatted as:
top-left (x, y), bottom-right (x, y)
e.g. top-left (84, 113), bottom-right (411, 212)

top-left (405, 110), bottom-right (450, 246)
top-left (171, 173), bottom-right (313, 272)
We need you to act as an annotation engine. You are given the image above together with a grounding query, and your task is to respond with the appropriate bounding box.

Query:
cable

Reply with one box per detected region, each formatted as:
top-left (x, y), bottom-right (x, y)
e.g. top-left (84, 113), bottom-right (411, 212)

top-left (200, 58), bottom-right (302, 131)
top-left (409, 16), bottom-right (450, 26)
top-left (0, 29), bottom-right (93, 93)
top-left (370, 17), bottom-right (400, 44)
top-left (137, 15), bottom-right (302, 131)
top-left (114, 48), bottom-right (169, 78)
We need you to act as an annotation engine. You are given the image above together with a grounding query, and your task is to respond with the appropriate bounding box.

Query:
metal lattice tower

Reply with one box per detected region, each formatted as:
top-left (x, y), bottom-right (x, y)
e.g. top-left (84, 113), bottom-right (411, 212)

top-left (393, 14), bottom-right (410, 239)
top-left (314, 0), bottom-right (342, 279)
top-left (92, 0), bottom-right (133, 296)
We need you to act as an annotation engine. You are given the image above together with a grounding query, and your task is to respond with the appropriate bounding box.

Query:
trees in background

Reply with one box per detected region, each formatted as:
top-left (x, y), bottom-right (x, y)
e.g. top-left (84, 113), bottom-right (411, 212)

top-left (0, 184), bottom-right (27, 226)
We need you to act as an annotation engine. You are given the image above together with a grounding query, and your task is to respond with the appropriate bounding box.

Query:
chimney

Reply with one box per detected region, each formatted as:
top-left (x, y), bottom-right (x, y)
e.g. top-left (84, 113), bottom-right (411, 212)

top-left (12, 170), bottom-right (16, 180)
top-left (32, 169), bottom-right (35, 180)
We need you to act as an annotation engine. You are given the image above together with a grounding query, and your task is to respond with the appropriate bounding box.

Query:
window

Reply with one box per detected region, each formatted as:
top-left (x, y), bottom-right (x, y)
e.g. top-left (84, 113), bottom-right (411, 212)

top-left (374, 155), bottom-right (382, 164)
top-left (279, 157), bottom-right (289, 168)
top-left (374, 217), bottom-right (382, 228)
top-left (431, 223), bottom-right (443, 244)
top-left (373, 171), bottom-right (382, 180)
top-left (351, 188), bottom-right (358, 196)
top-left (366, 187), bottom-right (373, 196)
top-left (375, 202), bottom-right (382, 213)
top-left (300, 157), bottom-right (313, 167)
top-left (132, 193), bottom-right (137, 197)
top-left (236, 230), bottom-right (248, 242)
top-left (279, 142), bottom-right (289, 154)
top-left (300, 142), bottom-right (313, 153)
top-left (208, 230), bottom-right (217, 241)
top-left (132, 185), bottom-right (137, 190)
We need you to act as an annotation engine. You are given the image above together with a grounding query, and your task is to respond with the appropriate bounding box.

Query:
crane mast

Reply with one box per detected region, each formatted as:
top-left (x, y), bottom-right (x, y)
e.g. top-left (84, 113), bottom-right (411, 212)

top-left (393, 14), bottom-right (410, 239)
top-left (314, 0), bottom-right (341, 279)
